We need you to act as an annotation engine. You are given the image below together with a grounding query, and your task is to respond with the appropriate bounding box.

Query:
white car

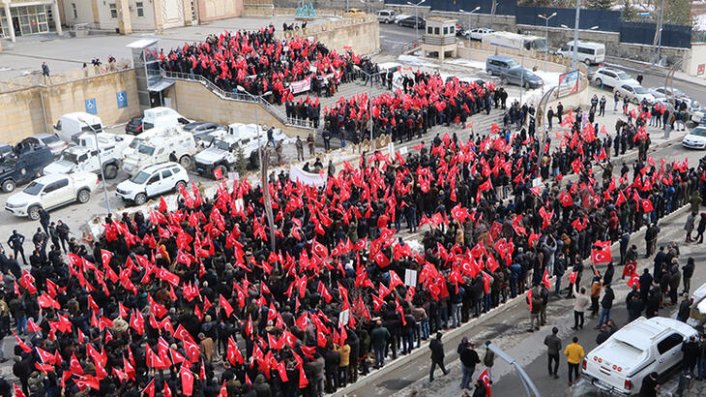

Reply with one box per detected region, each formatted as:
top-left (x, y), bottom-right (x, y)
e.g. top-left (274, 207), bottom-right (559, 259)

top-left (116, 162), bottom-right (189, 206)
top-left (377, 10), bottom-right (396, 23)
top-left (682, 126), bottom-right (706, 149)
top-left (394, 14), bottom-right (411, 24)
top-left (5, 172), bottom-right (99, 220)
top-left (649, 86), bottom-right (687, 100)
top-left (613, 82), bottom-right (656, 105)
top-left (464, 28), bottom-right (494, 41)
top-left (582, 316), bottom-right (698, 395)
top-left (592, 67), bottom-right (639, 89)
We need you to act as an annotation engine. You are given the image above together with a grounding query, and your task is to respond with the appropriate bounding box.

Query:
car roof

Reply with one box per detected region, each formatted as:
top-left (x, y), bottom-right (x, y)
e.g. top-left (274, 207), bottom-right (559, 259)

top-left (488, 55), bottom-right (516, 62)
top-left (612, 317), bottom-right (696, 350)
top-left (34, 173), bottom-right (69, 184)
top-left (34, 133), bottom-right (56, 139)
top-left (142, 162), bottom-right (183, 173)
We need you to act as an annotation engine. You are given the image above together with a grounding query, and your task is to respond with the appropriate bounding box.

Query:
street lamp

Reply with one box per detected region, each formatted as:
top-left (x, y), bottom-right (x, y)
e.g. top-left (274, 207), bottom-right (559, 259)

top-left (407, 0), bottom-right (426, 44)
top-left (538, 12), bottom-right (556, 52)
top-left (236, 85), bottom-right (273, 148)
top-left (80, 120), bottom-right (111, 215)
top-left (459, 6), bottom-right (481, 47)
top-left (572, 0), bottom-right (581, 70)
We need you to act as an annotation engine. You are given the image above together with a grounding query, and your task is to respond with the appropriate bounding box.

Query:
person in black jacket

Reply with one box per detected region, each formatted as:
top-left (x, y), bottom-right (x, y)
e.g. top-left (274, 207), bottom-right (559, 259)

top-left (597, 284), bottom-right (614, 328)
top-left (7, 231), bottom-right (25, 265)
top-left (682, 335), bottom-right (700, 375)
top-left (682, 257), bottom-right (695, 295)
top-left (429, 332), bottom-right (448, 382)
top-left (459, 338), bottom-right (481, 389)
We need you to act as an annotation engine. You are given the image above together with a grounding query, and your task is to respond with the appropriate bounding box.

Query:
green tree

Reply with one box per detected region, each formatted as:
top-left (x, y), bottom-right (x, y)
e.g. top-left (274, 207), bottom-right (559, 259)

top-left (621, 0), bottom-right (637, 21)
top-left (234, 145), bottom-right (247, 177)
top-left (663, 0), bottom-right (691, 26)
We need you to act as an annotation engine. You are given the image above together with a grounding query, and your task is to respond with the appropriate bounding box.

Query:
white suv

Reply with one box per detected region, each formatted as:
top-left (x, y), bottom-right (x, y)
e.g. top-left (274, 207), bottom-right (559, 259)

top-left (116, 162), bottom-right (189, 206)
top-left (5, 172), bottom-right (99, 220)
top-left (614, 82), bottom-right (656, 105)
top-left (591, 67), bottom-right (639, 89)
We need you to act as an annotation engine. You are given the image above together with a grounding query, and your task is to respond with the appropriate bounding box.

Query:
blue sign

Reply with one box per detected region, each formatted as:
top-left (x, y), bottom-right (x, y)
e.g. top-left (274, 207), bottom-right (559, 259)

top-left (85, 98), bottom-right (97, 115)
top-left (116, 91), bottom-right (128, 108)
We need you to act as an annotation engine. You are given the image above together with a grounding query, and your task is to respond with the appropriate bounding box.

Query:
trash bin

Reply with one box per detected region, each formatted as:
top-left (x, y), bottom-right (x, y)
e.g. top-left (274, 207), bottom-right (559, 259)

top-left (676, 372), bottom-right (693, 396)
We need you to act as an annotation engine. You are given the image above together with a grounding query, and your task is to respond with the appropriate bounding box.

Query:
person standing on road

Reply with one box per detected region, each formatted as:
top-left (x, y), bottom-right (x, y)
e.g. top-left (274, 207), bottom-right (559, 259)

top-left (563, 336), bottom-right (584, 386)
top-left (682, 257), bottom-right (695, 295)
top-left (307, 133), bottom-right (315, 157)
top-left (527, 283), bottom-right (542, 332)
top-left (428, 332), bottom-right (448, 382)
top-left (685, 212), bottom-right (696, 243)
top-left (572, 284), bottom-right (589, 330)
top-left (599, 95), bottom-right (607, 116)
top-left (613, 91), bottom-right (620, 112)
top-left (677, 297), bottom-right (693, 322)
top-left (56, 220), bottom-right (70, 253)
top-left (639, 371), bottom-right (660, 397)
top-left (589, 276), bottom-right (602, 319)
top-left (295, 136), bottom-right (304, 161)
top-left (482, 341), bottom-right (495, 382)
top-left (697, 213), bottom-right (706, 244)
top-left (546, 106), bottom-right (554, 130)
top-left (7, 230), bottom-right (26, 265)
top-left (544, 327), bottom-right (561, 379)
top-left (459, 338), bottom-right (480, 390)
top-left (698, 334), bottom-right (706, 381)
top-left (682, 335), bottom-right (700, 376)
top-left (371, 320), bottom-right (390, 369)
top-left (597, 284), bottom-right (615, 328)
top-left (556, 102), bottom-right (563, 125)
top-left (38, 209), bottom-right (50, 235)
top-left (626, 284), bottom-right (644, 323)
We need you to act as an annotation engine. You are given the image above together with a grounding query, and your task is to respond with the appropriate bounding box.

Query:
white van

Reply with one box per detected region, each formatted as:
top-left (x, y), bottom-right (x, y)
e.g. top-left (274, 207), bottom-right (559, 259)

top-left (481, 31), bottom-right (547, 52)
top-left (142, 107), bottom-right (191, 130)
top-left (53, 113), bottom-right (104, 144)
top-left (377, 10), bottom-right (396, 23)
top-left (557, 41), bottom-right (606, 65)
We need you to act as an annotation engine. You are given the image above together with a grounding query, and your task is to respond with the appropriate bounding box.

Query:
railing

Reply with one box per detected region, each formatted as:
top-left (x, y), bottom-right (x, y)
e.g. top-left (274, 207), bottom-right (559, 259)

top-left (163, 71), bottom-right (315, 130)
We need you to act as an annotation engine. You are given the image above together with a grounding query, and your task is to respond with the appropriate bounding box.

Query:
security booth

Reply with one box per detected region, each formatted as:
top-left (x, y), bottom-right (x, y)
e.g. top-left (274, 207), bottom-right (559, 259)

top-left (421, 16), bottom-right (458, 61)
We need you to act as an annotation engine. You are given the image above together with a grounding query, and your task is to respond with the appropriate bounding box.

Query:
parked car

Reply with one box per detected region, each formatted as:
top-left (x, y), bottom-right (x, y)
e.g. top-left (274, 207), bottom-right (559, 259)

top-left (591, 67), bottom-right (639, 89)
top-left (194, 136), bottom-right (241, 179)
top-left (500, 67), bottom-right (543, 89)
top-left (613, 82), bottom-right (656, 105)
top-left (125, 116), bottom-right (144, 135)
top-left (464, 27), bottom-right (494, 41)
top-left (5, 172), bottom-right (99, 220)
top-left (649, 86), bottom-right (687, 100)
top-left (53, 112), bottom-right (104, 143)
top-left (121, 126), bottom-right (198, 175)
top-left (393, 14), bottom-right (411, 24)
top-left (682, 126), bottom-right (706, 149)
top-left (141, 106), bottom-right (191, 130)
top-left (377, 9), bottom-right (396, 23)
top-left (34, 133), bottom-right (68, 157)
top-left (485, 55), bottom-right (520, 76)
top-left (43, 133), bottom-right (134, 179)
top-left (0, 144), bottom-right (12, 160)
top-left (0, 139), bottom-right (54, 193)
top-left (581, 316), bottom-right (698, 395)
top-left (116, 162), bottom-right (189, 206)
top-left (691, 107), bottom-right (706, 125)
top-left (398, 16), bottom-right (425, 29)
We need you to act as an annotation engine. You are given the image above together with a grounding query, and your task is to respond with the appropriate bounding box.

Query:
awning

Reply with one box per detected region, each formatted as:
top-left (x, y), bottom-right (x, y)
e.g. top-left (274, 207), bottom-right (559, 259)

top-left (148, 79), bottom-right (175, 92)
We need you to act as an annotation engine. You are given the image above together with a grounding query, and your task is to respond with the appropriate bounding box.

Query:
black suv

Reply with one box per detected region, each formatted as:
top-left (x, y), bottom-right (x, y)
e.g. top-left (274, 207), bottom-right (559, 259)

top-left (0, 139), bottom-right (54, 192)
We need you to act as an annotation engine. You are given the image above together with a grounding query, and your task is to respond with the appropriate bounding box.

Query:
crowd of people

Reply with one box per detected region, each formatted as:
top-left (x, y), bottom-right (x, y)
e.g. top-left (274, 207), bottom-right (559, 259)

top-left (158, 26), bottom-right (364, 106)
top-left (9, 23), bottom-right (706, 397)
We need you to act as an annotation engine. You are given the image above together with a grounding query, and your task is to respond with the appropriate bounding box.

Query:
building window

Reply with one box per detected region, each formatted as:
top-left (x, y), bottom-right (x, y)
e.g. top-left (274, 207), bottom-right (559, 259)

top-left (71, 3), bottom-right (77, 18)
top-left (135, 1), bottom-right (144, 17)
top-left (109, 3), bottom-right (117, 18)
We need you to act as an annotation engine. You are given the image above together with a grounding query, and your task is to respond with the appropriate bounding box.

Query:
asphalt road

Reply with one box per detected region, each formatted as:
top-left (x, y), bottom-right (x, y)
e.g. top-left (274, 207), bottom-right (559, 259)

top-left (379, 22), bottom-right (419, 54)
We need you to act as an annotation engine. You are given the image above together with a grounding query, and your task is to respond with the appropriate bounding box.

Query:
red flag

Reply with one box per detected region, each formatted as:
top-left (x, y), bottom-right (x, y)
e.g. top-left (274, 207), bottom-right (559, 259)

top-left (227, 336), bottom-right (244, 365)
top-left (568, 271), bottom-right (578, 285)
top-left (180, 365), bottom-right (195, 396)
top-left (627, 273), bottom-right (640, 288)
top-left (542, 270), bottom-right (551, 289)
top-left (479, 368), bottom-right (493, 396)
top-left (641, 199), bottom-right (654, 212)
top-left (143, 378), bottom-right (155, 397)
top-left (219, 295), bottom-right (234, 318)
top-left (527, 288), bottom-right (533, 313)
top-left (15, 335), bottom-right (31, 353)
top-left (590, 241), bottom-right (613, 265)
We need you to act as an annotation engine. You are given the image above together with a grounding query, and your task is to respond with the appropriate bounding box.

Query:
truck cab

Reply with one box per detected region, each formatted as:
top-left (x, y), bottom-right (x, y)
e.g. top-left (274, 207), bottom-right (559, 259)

top-left (53, 112), bottom-right (104, 144)
top-left (194, 135), bottom-right (242, 179)
top-left (43, 133), bottom-right (134, 179)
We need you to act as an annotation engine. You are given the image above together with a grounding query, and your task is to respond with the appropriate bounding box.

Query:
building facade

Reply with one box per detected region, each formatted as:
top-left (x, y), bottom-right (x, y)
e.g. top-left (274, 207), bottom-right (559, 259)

top-left (1, 0), bottom-right (63, 40)
top-left (58, 0), bottom-right (242, 33)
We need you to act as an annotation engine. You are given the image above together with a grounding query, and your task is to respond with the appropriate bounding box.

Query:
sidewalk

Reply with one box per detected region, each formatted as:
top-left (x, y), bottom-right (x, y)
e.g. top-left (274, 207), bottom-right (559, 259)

top-left (604, 56), bottom-right (706, 88)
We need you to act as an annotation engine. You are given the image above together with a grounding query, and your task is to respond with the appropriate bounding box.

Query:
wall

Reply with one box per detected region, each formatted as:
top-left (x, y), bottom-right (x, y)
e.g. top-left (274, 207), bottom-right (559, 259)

top-left (127, 0), bottom-right (157, 30)
top-left (166, 79), bottom-right (313, 138)
top-left (394, 8), bottom-right (517, 33)
top-left (684, 42), bottom-right (706, 77)
top-left (197, 0), bottom-right (243, 22)
top-left (0, 69), bottom-right (139, 142)
top-left (456, 45), bottom-right (569, 74)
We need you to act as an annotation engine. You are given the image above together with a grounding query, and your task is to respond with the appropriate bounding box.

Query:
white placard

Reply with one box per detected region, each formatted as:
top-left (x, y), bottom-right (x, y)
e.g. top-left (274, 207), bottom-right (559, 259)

top-left (228, 171), bottom-right (240, 181)
top-left (405, 269), bottom-right (418, 287)
top-left (338, 309), bottom-right (350, 326)
top-left (399, 146), bottom-right (408, 155)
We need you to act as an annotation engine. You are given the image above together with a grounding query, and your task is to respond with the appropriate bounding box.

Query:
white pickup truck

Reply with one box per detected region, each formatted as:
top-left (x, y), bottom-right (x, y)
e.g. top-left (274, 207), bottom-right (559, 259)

top-left (5, 172), bottom-right (99, 220)
top-left (582, 316), bottom-right (698, 395)
top-left (43, 133), bottom-right (134, 179)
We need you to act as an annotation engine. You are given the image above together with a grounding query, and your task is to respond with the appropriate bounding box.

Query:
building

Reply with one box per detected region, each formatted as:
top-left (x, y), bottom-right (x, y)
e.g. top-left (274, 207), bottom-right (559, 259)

top-left (421, 16), bottom-right (458, 61)
top-left (1, 0), bottom-right (63, 40)
top-left (57, 0), bottom-right (243, 34)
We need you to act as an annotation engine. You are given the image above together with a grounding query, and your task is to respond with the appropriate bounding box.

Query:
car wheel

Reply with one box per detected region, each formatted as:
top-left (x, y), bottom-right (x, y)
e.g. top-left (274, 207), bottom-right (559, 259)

top-left (77, 189), bottom-right (91, 204)
top-left (1, 179), bottom-right (15, 193)
top-left (175, 180), bottom-right (187, 191)
top-left (501, 77), bottom-right (508, 85)
top-left (524, 81), bottom-right (531, 89)
top-left (179, 155), bottom-right (192, 169)
top-left (27, 206), bottom-right (41, 221)
top-left (584, 58), bottom-right (592, 65)
top-left (594, 78), bottom-right (602, 87)
top-left (103, 164), bottom-right (118, 180)
top-left (134, 193), bottom-right (147, 206)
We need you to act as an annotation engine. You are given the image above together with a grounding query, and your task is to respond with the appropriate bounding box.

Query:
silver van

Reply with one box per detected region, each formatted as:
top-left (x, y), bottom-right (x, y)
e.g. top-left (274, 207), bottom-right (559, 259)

top-left (377, 10), bottom-right (396, 23)
top-left (485, 55), bottom-right (520, 76)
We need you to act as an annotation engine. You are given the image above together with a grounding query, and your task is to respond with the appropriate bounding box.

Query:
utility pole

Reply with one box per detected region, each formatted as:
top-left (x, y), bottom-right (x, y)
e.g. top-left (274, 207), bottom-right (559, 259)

top-left (572, 0), bottom-right (581, 70)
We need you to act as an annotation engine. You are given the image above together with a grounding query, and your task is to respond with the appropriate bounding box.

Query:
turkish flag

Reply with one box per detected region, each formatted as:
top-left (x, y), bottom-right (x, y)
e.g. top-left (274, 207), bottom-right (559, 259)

top-left (180, 365), bottom-right (195, 396)
top-left (100, 249), bottom-right (113, 269)
top-left (642, 199), bottom-right (654, 213)
top-left (626, 272), bottom-right (640, 288)
top-left (591, 241), bottom-right (613, 265)
top-left (479, 368), bottom-right (493, 396)
top-left (568, 271), bottom-right (578, 285)
top-left (373, 250), bottom-right (390, 268)
top-left (143, 378), bottom-right (155, 397)
top-left (542, 270), bottom-right (552, 289)
top-left (183, 339), bottom-right (201, 363)
top-left (227, 336), bottom-right (244, 365)
top-left (219, 295), bottom-right (234, 318)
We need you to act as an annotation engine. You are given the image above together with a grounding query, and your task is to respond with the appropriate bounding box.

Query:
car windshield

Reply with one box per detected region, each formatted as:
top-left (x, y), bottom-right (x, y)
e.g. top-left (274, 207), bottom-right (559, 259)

top-left (130, 171), bottom-right (151, 184)
top-left (506, 59), bottom-right (520, 68)
top-left (524, 70), bottom-right (538, 79)
top-left (633, 86), bottom-right (648, 94)
top-left (41, 135), bottom-right (60, 144)
top-left (23, 181), bottom-right (44, 196)
top-left (213, 140), bottom-right (232, 151)
top-left (616, 71), bottom-right (631, 80)
top-left (691, 128), bottom-right (706, 137)
top-left (137, 145), bottom-right (155, 156)
top-left (129, 138), bottom-right (142, 149)
top-left (61, 152), bottom-right (79, 163)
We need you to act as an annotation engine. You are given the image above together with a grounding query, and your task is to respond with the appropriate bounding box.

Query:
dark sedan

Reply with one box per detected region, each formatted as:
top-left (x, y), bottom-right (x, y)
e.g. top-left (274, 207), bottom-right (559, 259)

top-left (500, 67), bottom-right (544, 89)
top-left (125, 116), bottom-right (144, 135)
top-left (398, 16), bottom-right (425, 29)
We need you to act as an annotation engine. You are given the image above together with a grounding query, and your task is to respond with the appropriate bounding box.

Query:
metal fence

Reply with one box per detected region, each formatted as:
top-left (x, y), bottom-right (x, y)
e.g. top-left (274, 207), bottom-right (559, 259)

top-left (619, 22), bottom-right (692, 49)
top-left (516, 6), bottom-right (622, 32)
top-left (163, 71), bottom-right (315, 130)
top-left (384, 0), bottom-right (518, 16)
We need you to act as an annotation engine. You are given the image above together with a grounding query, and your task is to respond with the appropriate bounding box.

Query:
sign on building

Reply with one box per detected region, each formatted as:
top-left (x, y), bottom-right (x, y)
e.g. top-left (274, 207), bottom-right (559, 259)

top-left (116, 91), bottom-right (128, 108)
top-left (557, 70), bottom-right (580, 98)
top-left (85, 98), bottom-right (97, 115)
